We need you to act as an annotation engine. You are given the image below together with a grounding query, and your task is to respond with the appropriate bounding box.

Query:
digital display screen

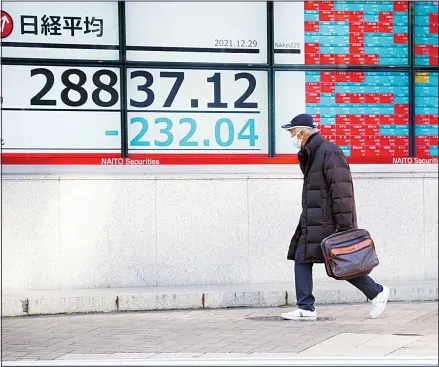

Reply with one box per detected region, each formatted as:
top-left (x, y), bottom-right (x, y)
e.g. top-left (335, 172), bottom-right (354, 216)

top-left (1, 65), bottom-right (122, 160)
top-left (126, 68), bottom-right (269, 164)
top-left (125, 2), bottom-right (267, 64)
top-left (415, 72), bottom-right (439, 158)
top-left (274, 1), bottom-right (409, 66)
top-left (414, 1), bottom-right (439, 66)
top-left (276, 71), bottom-right (410, 162)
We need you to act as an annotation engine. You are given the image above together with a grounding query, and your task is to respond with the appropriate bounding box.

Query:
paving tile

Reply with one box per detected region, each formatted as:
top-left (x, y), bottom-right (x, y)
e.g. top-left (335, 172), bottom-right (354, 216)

top-left (388, 348), bottom-right (439, 357)
top-left (360, 334), bottom-right (422, 348)
top-left (342, 346), bottom-right (400, 357)
top-left (148, 353), bottom-right (203, 359)
top-left (56, 354), bottom-right (111, 360)
top-left (247, 353), bottom-right (298, 358)
top-left (298, 332), bottom-right (378, 355)
top-left (5, 352), bottom-right (31, 357)
top-left (404, 341), bottom-right (439, 350)
top-left (419, 336), bottom-right (439, 343)
top-left (199, 353), bottom-right (250, 359)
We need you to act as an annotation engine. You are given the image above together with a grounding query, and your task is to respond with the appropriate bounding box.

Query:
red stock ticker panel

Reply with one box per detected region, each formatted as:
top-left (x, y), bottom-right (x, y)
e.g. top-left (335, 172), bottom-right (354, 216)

top-left (304, 1), bottom-right (409, 66)
top-left (414, 1), bottom-right (439, 66)
top-left (305, 71), bottom-right (409, 159)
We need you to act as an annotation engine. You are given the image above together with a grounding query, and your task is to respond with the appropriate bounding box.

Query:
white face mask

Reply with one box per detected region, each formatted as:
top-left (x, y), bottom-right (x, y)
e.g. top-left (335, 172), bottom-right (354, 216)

top-left (291, 134), bottom-right (302, 149)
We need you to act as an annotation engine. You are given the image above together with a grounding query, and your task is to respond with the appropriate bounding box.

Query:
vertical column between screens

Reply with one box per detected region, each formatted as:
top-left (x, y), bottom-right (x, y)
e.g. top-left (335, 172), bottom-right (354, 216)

top-left (408, 2), bottom-right (415, 157)
top-left (409, 69), bottom-right (415, 157)
top-left (119, 1), bottom-right (128, 158)
top-left (409, 1), bottom-right (415, 67)
top-left (267, 1), bottom-right (275, 157)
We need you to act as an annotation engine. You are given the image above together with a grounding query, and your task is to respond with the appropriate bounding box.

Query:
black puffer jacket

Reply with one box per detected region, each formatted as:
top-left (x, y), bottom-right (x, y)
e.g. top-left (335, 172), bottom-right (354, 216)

top-left (287, 133), bottom-right (358, 263)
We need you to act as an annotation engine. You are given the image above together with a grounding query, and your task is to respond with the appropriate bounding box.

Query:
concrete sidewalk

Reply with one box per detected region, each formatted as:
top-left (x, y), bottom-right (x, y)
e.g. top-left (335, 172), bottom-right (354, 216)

top-left (2, 280), bottom-right (438, 317)
top-left (1, 301), bottom-right (438, 363)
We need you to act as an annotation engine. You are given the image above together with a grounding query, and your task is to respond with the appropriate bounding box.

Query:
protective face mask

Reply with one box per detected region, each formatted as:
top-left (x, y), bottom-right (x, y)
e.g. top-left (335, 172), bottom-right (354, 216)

top-left (291, 135), bottom-right (302, 150)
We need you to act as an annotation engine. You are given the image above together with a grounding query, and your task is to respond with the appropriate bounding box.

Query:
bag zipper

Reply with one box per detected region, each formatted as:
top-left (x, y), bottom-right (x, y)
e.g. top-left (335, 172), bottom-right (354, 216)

top-left (322, 230), bottom-right (369, 248)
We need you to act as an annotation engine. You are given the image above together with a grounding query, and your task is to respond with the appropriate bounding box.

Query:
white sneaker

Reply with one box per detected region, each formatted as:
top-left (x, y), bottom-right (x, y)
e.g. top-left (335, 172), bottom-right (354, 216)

top-left (369, 285), bottom-right (390, 319)
top-left (281, 308), bottom-right (317, 321)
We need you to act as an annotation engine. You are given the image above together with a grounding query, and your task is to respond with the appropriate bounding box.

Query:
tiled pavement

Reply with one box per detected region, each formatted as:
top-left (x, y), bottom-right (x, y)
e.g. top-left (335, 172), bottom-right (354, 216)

top-left (1, 302), bottom-right (438, 361)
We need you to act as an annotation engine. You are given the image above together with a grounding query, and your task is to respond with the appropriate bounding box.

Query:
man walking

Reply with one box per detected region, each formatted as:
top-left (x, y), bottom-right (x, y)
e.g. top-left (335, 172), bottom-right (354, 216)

top-left (280, 113), bottom-right (390, 321)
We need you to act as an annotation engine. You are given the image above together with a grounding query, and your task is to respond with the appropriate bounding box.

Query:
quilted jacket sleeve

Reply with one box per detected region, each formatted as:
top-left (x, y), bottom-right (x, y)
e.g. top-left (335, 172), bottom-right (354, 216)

top-left (323, 149), bottom-right (355, 232)
top-left (287, 217), bottom-right (303, 260)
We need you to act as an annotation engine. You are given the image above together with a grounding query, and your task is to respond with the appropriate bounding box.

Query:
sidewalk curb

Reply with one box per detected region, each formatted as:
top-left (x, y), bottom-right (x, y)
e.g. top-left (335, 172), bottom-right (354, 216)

top-left (2, 280), bottom-right (437, 317)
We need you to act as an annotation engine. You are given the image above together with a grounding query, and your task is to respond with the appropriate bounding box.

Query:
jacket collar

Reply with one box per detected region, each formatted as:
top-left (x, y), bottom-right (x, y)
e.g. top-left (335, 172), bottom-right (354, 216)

top-left (299, 132), bottom-right (325, 175)
top-left (304, 132), bottom-right (325, 158)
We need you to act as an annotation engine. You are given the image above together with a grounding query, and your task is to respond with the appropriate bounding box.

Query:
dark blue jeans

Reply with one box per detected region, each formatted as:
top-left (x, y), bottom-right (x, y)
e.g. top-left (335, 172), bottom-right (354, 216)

top-left (294, 247), bottom-right (383, 311)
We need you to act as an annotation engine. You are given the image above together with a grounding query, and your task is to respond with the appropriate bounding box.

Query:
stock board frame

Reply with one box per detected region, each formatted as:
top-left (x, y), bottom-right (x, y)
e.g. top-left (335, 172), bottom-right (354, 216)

top-left (1, 1), bottom-right (438, 171)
